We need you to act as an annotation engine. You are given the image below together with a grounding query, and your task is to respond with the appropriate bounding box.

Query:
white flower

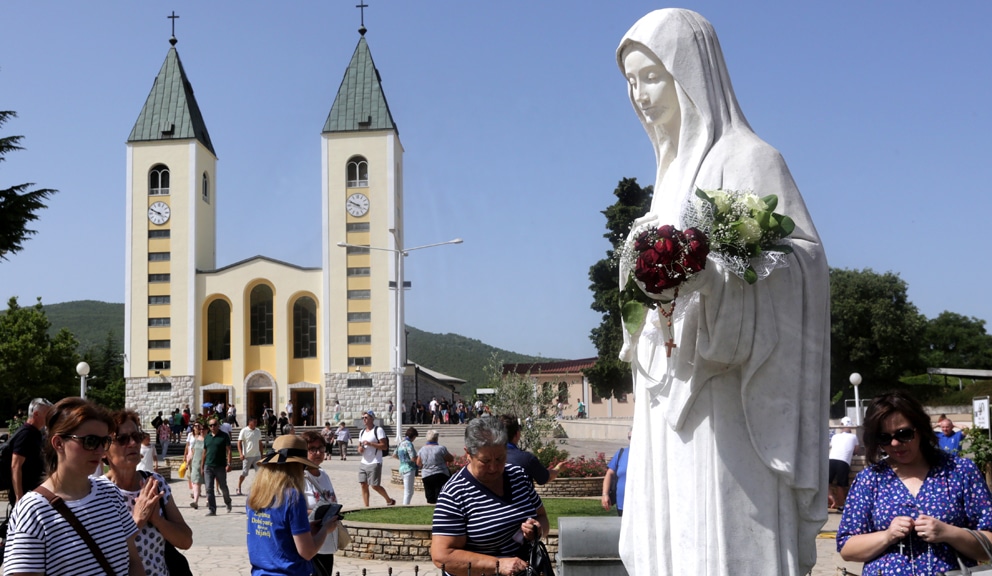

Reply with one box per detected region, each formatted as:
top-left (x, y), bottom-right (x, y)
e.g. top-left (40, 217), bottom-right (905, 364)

top-left (736, 217), bottom-right (762, 243)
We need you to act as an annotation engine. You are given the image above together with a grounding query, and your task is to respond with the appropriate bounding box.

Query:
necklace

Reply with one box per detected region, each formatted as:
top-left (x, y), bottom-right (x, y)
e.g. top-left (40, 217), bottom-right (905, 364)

top-left (659, 287), bottom-right (679, 357)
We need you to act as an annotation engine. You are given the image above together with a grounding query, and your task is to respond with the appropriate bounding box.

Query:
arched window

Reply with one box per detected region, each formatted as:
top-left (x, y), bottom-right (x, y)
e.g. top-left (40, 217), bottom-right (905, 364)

top-left (207, 300), bottom-right (231, 360)
top-left (250, 285), bottom-right (274, 346)
top-left (202, 172), bottom-right (210, 203)
top-left (346, 157), bottom-right (369, 187)
top-left (149, 164), bottom-right (170, 195)
top-left (293, 297), bottom-right (318, 358)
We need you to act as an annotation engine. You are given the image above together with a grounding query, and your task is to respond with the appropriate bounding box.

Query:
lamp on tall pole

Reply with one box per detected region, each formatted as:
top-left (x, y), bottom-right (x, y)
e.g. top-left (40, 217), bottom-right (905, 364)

top-left (850, 372), bottom-right (863, 426)
top-left (337, 237), bottom-right (463, 443)
top-left (76, 361), bottom-right (90, 398)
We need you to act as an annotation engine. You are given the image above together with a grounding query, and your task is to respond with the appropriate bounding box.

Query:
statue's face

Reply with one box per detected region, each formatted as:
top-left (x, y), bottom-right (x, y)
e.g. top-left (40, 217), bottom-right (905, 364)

top-left (623, 45), bottom-right (678, 127)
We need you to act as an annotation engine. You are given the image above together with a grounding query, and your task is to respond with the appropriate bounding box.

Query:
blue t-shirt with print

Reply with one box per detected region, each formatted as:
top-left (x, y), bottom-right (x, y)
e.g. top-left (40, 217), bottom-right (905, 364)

top-left (247, 490), bottom-right (313, 576)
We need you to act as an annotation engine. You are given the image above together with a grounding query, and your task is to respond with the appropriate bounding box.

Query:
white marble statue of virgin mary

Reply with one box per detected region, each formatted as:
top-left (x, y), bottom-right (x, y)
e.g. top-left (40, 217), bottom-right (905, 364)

top-left (616, 9), bottom-right (830, 576)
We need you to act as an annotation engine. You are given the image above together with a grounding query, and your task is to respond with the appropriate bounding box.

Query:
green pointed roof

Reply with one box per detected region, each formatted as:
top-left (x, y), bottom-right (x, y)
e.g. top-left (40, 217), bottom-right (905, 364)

top-left (128, 46), bottom-right (215, 155)
top-left (323, 36), bottom-right (397, 134)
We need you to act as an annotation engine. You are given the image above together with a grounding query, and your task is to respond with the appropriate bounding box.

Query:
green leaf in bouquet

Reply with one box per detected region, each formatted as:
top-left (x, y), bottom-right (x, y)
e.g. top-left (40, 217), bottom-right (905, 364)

top-left (695, 187), bottom-right (716, 207)
top-left (744, 267), bottom-right (758, 284)
top-left (622, 301), bottom-right (647, 336)
top-left (755, 210), bottom-right (772, 228)
top-left (761, 195), bottom-right (778, 211)
top-left (778, 214), bottom-right (795, 236)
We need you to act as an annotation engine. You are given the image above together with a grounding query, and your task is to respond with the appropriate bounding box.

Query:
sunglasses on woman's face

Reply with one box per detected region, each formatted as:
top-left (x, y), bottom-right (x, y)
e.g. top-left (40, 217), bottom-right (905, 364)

top-left (61, 434), bottom-right (113, 451)
top-left (113, 432), bottom-right (145, 446)
top-left (878, 427), bottom-right (916, 445)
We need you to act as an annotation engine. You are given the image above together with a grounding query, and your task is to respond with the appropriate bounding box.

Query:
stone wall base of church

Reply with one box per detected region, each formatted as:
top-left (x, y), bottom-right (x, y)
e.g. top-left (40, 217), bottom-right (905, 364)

top-left (125, 376), bottom-right (195, 427)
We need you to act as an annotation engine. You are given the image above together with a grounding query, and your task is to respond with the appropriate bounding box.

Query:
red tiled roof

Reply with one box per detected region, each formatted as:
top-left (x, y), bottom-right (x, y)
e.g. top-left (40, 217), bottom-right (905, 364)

top-left (502, 357), bottom-right (598, 376)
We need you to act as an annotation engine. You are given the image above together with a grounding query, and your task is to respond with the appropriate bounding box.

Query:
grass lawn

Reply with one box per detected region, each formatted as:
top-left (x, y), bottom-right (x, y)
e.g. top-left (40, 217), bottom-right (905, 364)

top-left (343, 498), bottom-right (613, 529)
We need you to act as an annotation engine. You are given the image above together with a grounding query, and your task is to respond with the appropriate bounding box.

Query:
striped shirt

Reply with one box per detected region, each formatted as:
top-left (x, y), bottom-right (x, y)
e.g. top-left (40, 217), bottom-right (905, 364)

top-left (432, 464), bottom-right (542, 559)
top-left (2, 476), bottom-right (138, 576)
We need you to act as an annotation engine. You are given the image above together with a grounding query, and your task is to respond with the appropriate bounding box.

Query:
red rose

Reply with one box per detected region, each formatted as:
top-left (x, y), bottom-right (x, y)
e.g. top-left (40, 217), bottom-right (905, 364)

top-left (634, 230), bottom-right (655, 252)
top-left (683, 227), bottom-right (710, 257)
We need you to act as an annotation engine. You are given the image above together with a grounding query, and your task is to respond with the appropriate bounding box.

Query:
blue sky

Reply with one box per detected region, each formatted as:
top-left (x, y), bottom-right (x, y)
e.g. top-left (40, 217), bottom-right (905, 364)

top-left (2, 2), bottom-right (991, 360)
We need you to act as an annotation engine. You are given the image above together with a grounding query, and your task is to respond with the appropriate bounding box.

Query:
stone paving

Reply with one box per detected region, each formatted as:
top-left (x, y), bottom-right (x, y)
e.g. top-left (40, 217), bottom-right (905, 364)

top-left (168, 434), bottom-right (862, 575)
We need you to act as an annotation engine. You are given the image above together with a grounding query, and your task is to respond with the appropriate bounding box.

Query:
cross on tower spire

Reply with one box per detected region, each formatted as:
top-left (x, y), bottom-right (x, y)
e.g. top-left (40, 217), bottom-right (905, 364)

top-left (168, 11), bottom-right (180, 46)
top-left (356, 2), bottom-right (368, 36)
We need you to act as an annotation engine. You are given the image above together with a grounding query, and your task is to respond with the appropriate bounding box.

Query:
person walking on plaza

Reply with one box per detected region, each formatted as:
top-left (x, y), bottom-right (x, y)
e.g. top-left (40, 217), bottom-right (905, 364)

top-left (602, 429), bottom-right (631, 516)
top-left (187, 423), bottom-right (206, 509)
top-left (157, 417), bottom-right (171, 460)
top-left (416, 429), bottom-right (455, 504)
top-left (335, 421), bottom-right (351, 461)
top-left (320, 422), bottom-right (335, 461)
top-left (203, 418), bottom-right (233, 515)
top-left (501, 414), bottom-right (560, 485)
top-left (302, 431), bottom-right (340, 576)
top-left (285, 400), bottom-right (294, 425)
top-left (938, 417), bottom-right (965, 455)
top-left (358, 410), bottom-right (395, 507)
top-left (396, 427), bottom-right (419, 505)
top-left (238, 416), bottom-right (263, 496)
top-left (827, 416), bottom-right (860, 510)
top-left (8, 397), bottom-right (52, 504)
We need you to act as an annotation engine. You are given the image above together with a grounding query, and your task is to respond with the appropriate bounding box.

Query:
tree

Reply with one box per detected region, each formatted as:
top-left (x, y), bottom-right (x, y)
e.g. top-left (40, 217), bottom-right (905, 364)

top-left (922, 311), bottom-right (992, 371)
top-left (0, 297), bottom-right (79, 415)
top-left (484, 353), bottom-right (559, 453)
top-left (830, 268), bottom-right (926, 402)
top-left (0, 110), bottom-right (58, 260)
top-left (585, 178), bottom-right (652, 399)
top-left (83, 331), bottom-right (126, 409)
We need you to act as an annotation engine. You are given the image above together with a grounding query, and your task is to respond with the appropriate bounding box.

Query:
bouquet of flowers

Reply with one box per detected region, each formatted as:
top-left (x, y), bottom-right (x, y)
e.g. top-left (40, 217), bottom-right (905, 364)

top-left (620, 188), bottom-right (795, 342)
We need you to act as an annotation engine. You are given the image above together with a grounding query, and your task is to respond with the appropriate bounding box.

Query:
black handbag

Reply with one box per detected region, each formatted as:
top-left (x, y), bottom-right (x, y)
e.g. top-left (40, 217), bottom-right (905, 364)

top-left (523, 536), bottom-right (555, 576)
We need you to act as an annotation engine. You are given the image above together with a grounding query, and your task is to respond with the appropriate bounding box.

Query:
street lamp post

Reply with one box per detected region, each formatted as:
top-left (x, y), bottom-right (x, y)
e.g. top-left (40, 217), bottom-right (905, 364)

top-left (850, 372), bottom-right (863, 426)
top-left (77, 361), bottom-right (91, 398)
top-left (337, 238), bottom-right (462, 443)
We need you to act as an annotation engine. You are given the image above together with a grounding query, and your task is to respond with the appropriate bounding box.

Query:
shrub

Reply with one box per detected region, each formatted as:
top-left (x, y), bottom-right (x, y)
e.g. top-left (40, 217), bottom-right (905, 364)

top-left (551, 452), bottom-right (609, 478)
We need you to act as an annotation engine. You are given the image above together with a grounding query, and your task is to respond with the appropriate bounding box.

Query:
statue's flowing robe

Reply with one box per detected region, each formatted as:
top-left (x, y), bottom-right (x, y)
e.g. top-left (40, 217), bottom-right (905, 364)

top-left (616, 10), bottom-right (830, 575)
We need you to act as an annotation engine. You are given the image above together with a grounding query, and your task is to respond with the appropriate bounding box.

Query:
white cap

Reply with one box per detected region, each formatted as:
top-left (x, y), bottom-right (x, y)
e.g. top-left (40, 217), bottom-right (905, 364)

top-left (840, 417), bottom-right (853, 426)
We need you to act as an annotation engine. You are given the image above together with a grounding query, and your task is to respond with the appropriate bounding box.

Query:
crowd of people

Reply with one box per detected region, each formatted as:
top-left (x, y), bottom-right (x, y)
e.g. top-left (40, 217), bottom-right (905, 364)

top-left (9, 388), bottom-right (990, 575)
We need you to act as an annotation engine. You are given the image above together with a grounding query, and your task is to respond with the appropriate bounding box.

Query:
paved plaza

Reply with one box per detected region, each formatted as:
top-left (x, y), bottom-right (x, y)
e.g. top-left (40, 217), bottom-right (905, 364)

top-left (168, 434), bottom-right (860, 576)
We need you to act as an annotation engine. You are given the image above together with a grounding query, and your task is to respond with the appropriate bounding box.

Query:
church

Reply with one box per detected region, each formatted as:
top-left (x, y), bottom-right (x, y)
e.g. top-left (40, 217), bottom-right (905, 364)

top-left (122, 22), bottom-right (427, 426)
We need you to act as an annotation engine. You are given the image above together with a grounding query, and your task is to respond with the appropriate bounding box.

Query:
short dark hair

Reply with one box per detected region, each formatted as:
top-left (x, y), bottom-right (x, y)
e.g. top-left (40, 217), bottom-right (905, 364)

top-left (863, 390), bottom-right (941, 466)
top-left (499, 414), bottom-right (520, 440)
top-left (405, 427), bottom-right (419, 439)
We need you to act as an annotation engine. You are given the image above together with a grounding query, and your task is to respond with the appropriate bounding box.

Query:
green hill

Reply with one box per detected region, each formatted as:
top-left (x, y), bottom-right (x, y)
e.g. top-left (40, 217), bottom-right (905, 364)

top-left (36, 300), bottom-right (553, 395)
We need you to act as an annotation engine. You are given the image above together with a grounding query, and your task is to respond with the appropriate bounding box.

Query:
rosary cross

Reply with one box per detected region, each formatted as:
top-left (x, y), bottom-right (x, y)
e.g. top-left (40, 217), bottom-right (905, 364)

top-left (664, 337), bottom-right (677, 357)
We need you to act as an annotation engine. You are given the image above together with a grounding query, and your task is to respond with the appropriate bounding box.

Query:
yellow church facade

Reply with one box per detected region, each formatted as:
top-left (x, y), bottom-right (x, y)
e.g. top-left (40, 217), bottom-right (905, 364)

top-left (124, 31), bottom-right (407, 425)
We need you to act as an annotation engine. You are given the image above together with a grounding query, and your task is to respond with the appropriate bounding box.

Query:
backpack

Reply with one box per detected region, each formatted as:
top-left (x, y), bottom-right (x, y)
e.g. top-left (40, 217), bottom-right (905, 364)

top-left (377, 427), bottom-right (388, 455)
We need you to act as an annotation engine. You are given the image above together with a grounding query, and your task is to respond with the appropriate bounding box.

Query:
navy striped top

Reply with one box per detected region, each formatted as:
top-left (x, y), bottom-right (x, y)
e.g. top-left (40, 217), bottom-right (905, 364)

top-left (3, 476), bottom-right (138, 575)
top-left (432, 464), bottom-right (542, 559)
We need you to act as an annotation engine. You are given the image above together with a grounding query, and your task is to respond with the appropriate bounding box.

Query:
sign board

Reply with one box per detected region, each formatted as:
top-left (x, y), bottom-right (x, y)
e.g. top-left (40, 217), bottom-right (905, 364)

top-left (973, 396), bottom-right (990, 430)
top-left (476, 388), bottom-right (496, 395)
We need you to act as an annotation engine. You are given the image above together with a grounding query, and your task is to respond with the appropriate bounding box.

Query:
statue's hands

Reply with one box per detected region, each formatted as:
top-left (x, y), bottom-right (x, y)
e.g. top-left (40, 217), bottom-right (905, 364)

top-left (885, 516), bottom-right (915, 544)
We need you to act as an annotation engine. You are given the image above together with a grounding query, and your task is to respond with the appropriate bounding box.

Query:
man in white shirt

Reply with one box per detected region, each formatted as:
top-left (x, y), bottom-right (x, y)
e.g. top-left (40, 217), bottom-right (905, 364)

top-left (357, 410), bottom-right (395, 507)
top-left (828, 416), bottom-right (861, 510)
top-left (237, 416), bottom-right (263, 495)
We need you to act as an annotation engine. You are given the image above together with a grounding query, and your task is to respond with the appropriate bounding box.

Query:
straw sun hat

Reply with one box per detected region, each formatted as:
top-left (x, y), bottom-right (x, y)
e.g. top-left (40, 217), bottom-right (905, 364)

top-left (258, 435), bottom-right (318, 471)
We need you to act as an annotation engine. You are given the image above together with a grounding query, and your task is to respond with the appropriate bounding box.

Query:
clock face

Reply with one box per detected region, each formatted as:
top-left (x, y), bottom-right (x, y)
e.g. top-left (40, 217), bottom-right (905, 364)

top-left (346, 193), bottom-right (370, 217)
top-left (148, 201), bottom-right (171, 225)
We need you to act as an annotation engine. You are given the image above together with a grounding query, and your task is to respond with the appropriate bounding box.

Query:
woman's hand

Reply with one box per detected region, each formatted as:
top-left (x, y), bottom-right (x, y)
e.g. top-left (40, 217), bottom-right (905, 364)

top-left (914, 514), bottom-right (948, 543)
top-left (133, 477), bottom-right (162, 529)
top-left (885, 515), bottom-right (916, 544)
top-left (496, 557), bottom-right (530, 575)
top-left (521, 518), bottom-right (542, 542)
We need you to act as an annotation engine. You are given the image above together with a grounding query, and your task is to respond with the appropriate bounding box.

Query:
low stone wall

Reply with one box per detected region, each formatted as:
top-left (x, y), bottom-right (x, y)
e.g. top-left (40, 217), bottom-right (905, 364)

top-left (340, 520), bottom-right (559, 562)
top-left (389, 469), bottom-right (603, 498)
top-left (534, 477), bottom-right (602, 498)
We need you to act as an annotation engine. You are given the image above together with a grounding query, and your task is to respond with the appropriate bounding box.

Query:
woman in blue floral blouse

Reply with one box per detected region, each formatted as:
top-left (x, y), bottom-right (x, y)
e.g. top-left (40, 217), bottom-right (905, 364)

top-left (838, 391), bottom-right (992, 574)
top-left (396, 427), bottom-right (419, 505)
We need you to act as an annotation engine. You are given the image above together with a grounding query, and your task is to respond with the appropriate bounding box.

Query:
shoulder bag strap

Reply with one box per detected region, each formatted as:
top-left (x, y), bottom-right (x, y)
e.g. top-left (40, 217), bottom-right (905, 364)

top-left (612, 448), bottom-right (624, 472)
top-left (34, 485), bottom-right (118, 575)
top-left (967, 529), bottom-right (992, 561)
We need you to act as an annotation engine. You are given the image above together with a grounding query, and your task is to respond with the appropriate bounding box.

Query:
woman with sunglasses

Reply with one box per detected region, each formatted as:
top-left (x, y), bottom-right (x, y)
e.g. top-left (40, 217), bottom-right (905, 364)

top-left (838, 391), bottom-right (992, 574)
top-left (3, 397), bottom-right (146, 575)
top-left (105, 409), bottom-right (193, 576)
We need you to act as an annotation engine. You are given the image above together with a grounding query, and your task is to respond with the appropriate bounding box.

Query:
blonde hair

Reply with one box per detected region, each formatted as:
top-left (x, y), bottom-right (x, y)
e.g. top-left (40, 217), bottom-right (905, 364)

top-left (247, 462), bottom-right (306, 512)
